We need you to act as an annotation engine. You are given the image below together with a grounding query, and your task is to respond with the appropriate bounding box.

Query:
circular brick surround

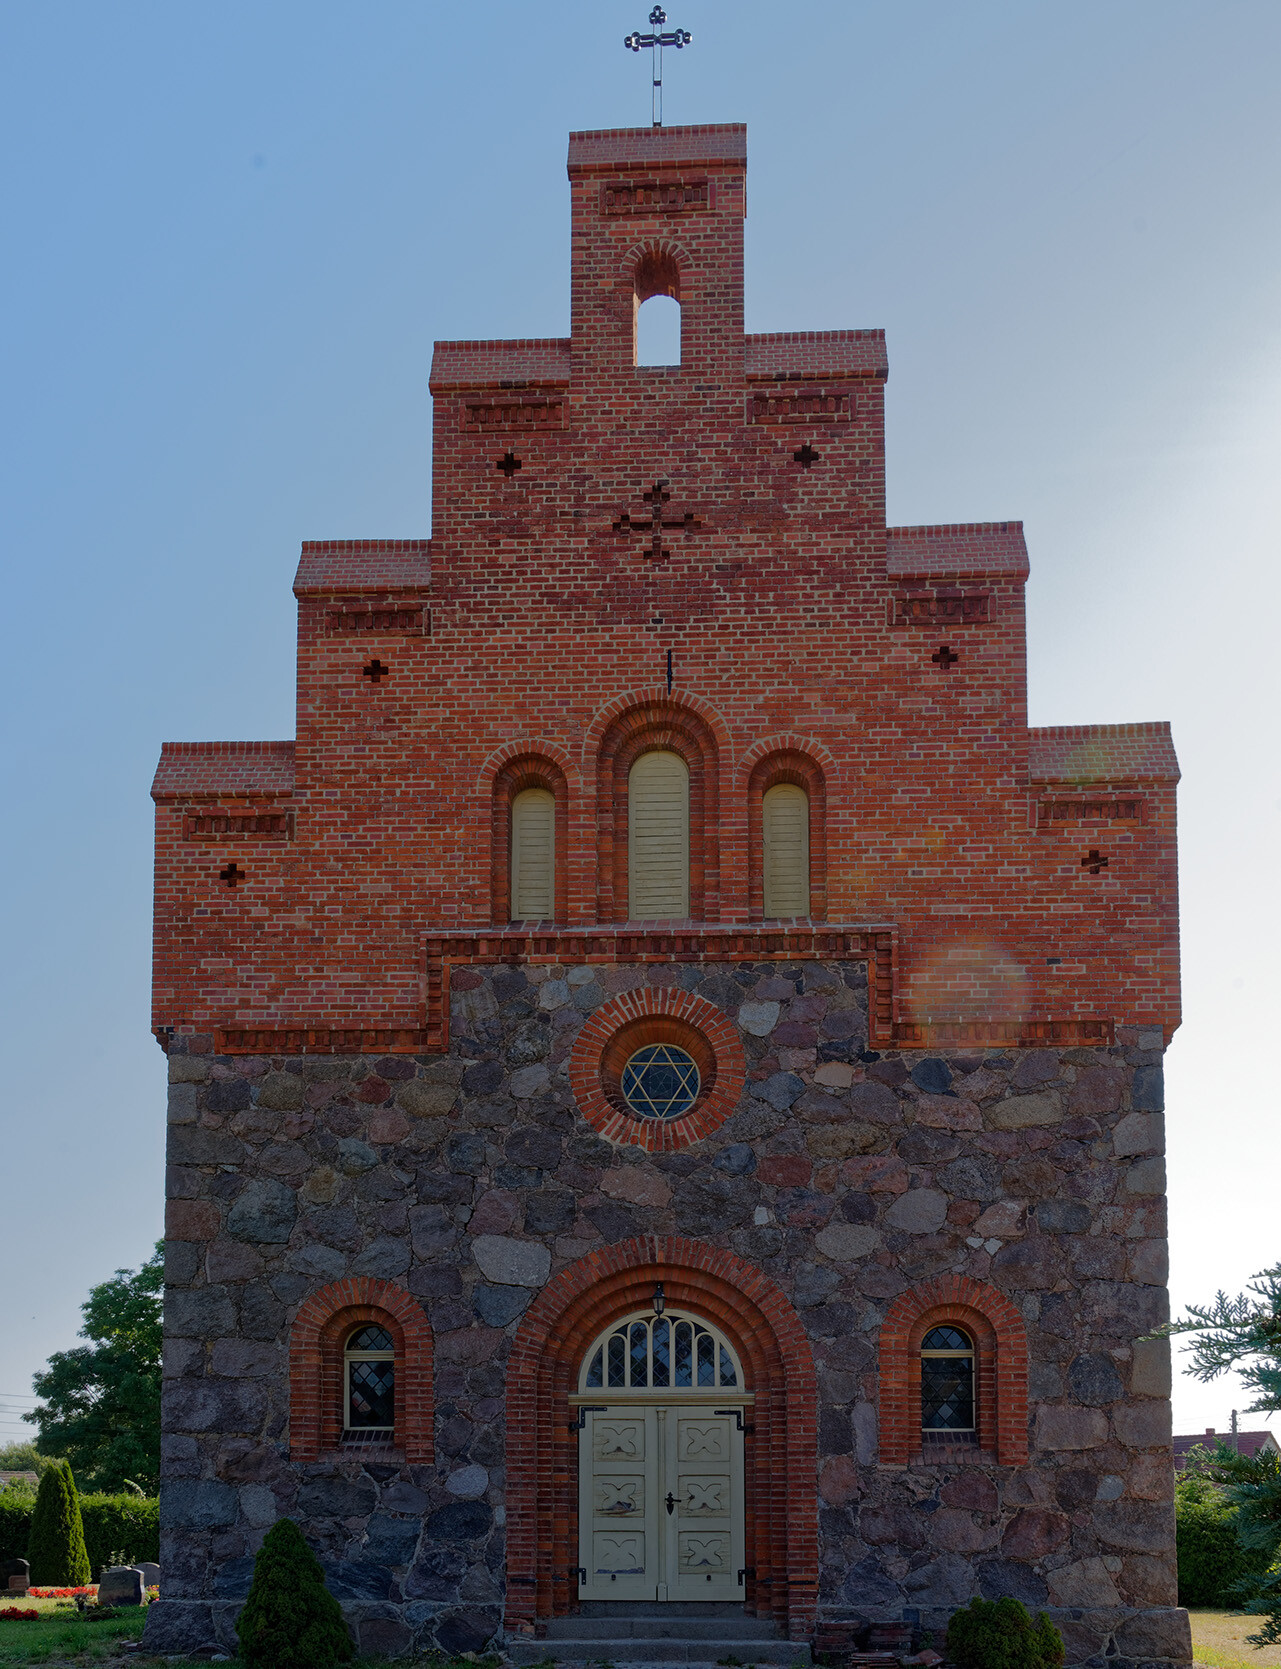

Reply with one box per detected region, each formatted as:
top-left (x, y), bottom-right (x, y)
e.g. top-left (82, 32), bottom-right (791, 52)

top-left (567, 985), bottom-right (746, 1151)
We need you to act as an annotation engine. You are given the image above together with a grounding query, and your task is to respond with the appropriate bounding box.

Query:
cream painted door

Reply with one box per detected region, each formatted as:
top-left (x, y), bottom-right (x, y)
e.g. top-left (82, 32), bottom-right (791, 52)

top-left (579, 1405), bottom-right (745, 1602)
top-left (667, 1408), bottom-right (743, 1600)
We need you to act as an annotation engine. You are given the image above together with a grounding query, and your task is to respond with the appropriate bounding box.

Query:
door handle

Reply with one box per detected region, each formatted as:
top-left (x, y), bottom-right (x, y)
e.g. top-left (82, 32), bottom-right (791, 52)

top-left (665, 1492), bottom-right (676, 1515)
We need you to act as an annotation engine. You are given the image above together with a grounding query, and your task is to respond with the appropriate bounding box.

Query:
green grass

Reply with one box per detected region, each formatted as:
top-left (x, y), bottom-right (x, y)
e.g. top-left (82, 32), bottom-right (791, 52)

top-left (0, 1597), bottom-right (147, 1664)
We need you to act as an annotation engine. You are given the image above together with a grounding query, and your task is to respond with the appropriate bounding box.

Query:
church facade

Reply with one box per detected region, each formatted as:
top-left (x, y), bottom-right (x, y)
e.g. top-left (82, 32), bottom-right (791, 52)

top-left (146, 124), bottom-right (1189, 1667)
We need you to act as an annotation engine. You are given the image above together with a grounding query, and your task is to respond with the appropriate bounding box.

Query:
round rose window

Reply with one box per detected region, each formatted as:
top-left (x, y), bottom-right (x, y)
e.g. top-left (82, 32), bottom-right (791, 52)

top-left (620, 1043), bottom-right (701, 1119)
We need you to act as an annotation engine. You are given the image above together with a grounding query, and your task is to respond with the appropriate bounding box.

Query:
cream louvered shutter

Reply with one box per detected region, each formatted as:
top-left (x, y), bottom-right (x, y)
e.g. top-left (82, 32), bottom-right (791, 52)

top-left (763, 783), bottom-right (809, 918)
top-left (628, 750), bottom-right (690, 919)
top-left (511, 788), bottom-right (555, 920)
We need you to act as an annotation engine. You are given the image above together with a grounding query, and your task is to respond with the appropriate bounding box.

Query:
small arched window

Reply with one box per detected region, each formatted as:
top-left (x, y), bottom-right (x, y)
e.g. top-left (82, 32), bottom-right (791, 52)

top-left (628, 749), bottom-right (690, 918)
top-left (511, 786), bottom-right (555, 920)
top-left (921, 1325), bottom-right (975, 1433)
top-left (345, 1324), bottom-right (395, 1439)
top-left (762, 783), bottom-right (809, 917)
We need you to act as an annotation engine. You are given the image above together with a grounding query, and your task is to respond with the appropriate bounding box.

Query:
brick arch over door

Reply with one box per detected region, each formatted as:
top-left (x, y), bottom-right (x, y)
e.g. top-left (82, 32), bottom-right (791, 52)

top-left (878, 1274), bottom-right (1028, 1466)
top-left (592, 695), bottom-right (723, 921)
top-left (289, 1276), bottom-right (433, 1464)
top-left (504, 1237), bottom-right (818, 1640)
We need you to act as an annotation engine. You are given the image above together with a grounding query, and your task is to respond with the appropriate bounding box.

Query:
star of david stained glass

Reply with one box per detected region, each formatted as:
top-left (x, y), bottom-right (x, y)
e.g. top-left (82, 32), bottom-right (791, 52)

top-left (620, 1042), bottom-right (701, 1119)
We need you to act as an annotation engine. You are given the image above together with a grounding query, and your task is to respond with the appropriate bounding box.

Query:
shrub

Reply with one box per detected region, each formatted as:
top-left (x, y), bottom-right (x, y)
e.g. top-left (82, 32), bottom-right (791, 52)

top-left (80, 1494), bottom-right (160, 1575)
top-left (1176, 1476), bottom-right (1272, 1608)
top-left (0, 1496), bottom-right (32, 1564)
top-left (236, 1518), bottom-right (353, 1669)
top-left (946, 1596), bottom-right (1065, 1669)
top-left (26, 1461), bottom-right (91, 1587)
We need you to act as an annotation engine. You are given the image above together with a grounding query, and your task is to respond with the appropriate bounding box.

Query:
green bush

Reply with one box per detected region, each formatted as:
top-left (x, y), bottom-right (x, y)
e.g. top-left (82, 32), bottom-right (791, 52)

top-left (946, 1596), bottom-right (1065, 1669)
top-left (236, 1518), bottom-right (353, 1669)
top-left (1176, 1476), bottom-right (1272, 1608)
top-left (27, 1460), bottom-right (91, 1586)
top-left (81, 1494), bottom-right (160, 1576)
top-left (0, 1491), bottom-right (159, 1573)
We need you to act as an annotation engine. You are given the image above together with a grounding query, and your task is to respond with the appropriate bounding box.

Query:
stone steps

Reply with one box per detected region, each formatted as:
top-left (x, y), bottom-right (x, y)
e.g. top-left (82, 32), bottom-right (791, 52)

top-left (510, 1610), bottom-right (811, 1667)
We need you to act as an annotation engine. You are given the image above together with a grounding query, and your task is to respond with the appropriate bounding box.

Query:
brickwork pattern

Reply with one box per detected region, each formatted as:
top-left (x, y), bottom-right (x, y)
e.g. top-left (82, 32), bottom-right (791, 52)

top-left (504, 1237), bottom-right (817, 1638)
top-left (289, 1277), bottom-right (433, 1463)
top-left (877, 1275), bottom-right (1028, 1466)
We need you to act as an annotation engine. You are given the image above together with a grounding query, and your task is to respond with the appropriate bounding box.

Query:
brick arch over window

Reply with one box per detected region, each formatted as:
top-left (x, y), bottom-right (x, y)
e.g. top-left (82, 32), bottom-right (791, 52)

top-left (289, 1277), bottom-right (433, 1464)
top-left (743, 743), bottom-right (829, 921)
top-left (622, 237), bottom-right (694, 304)
top-left (879, 1275), bottom-right (1027, 1466)
top-left (484, 747), bottom-right (572, 924)
top-left (504, 1237), bottom-right (817, 1641)
top-left (593, 695), bottom-right (722, 921)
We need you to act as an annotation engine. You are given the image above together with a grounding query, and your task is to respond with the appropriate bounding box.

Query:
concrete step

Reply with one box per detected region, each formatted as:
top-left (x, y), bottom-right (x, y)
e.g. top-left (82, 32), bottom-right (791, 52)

top-left (544, 1617), bottom-right (780, 1641)
top-left (509, 1639), bottom-right (811, 1666)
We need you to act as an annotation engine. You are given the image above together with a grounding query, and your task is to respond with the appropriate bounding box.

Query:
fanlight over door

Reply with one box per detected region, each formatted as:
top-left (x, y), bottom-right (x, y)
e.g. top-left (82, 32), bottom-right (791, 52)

top-left (628, 750), bottom-right (690, 919)
top-left (574, 1308), bottom-right (749, 1603)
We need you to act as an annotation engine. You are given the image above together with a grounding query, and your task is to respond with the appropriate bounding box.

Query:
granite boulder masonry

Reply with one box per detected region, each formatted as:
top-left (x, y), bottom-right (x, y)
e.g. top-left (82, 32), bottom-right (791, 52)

top-left (144, 120), bottom-right (1186, 1667)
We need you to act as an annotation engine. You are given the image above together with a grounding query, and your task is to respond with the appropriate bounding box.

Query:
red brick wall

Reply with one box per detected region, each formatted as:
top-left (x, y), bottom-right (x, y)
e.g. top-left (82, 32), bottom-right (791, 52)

top-left (151, 124), bottom-right (1179, 1050)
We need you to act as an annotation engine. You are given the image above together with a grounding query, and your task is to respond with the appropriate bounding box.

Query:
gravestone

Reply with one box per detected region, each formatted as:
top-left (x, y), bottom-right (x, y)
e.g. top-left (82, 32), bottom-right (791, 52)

top-left (135, 1561), bottom-right (160, 1588)
top-left (1, 1557), bottom-right (29, 1595)
top-left (97, 1565), bottom-right (146, 1606)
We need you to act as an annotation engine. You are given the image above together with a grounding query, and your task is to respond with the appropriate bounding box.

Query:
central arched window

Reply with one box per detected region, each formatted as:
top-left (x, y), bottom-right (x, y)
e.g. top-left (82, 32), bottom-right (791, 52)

top-left (580, 1309), bottom-right (742, 1392)
top-left (345, 1324), bottom-right (395, 1438)
top-left (511, 786), bottom-right (555, 920)
top-left (762, 782), bottom-right (810, 917)
top-left (628, 749), bottom-right (690, 918)
top-left (920, 1325), bottom-right (975, 1433)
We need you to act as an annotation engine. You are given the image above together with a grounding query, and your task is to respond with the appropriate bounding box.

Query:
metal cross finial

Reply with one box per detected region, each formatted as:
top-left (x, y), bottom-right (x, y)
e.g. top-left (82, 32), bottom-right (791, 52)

top-left (624, 6), bottom-right (691, 128)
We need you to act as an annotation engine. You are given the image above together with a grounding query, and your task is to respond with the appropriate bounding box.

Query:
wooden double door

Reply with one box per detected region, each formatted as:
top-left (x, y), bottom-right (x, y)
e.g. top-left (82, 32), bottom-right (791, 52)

top-left (576, 1401), bottom-right (747, 1603)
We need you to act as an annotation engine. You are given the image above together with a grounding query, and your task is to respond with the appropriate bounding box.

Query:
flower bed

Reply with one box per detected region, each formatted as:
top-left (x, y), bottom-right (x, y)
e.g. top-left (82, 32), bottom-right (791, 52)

top-left (0, 1608), bottom-right (38, 1620)
top-left (27, 1586), bottom-right (95, 1598)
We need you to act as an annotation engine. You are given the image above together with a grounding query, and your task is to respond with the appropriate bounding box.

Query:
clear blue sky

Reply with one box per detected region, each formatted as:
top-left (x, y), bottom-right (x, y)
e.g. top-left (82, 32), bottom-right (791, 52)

top-left (2, 0), bottom-right (1279, 1447)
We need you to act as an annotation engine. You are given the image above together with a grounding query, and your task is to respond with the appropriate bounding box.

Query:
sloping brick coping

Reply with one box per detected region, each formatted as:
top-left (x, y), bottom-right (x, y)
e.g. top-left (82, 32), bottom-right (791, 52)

top-left (504, 1237), bottom-right (818, 1642)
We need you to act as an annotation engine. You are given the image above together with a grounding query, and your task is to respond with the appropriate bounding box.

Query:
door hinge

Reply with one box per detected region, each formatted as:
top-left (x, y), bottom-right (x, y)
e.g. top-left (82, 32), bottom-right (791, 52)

top-left (715, 1407), bottom-right (752, 1432)
top-left (572, 1566), bottom-right (587, 1585)
top-left (570, 1405), bottom-right (607, 1431)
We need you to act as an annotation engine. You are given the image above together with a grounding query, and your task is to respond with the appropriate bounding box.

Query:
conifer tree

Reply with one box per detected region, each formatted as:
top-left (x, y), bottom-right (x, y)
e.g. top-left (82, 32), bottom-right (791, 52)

top-left (236, 1518), bottom-right (353, 1669)
top-left (27, 1459), bottom-right (91, 1586)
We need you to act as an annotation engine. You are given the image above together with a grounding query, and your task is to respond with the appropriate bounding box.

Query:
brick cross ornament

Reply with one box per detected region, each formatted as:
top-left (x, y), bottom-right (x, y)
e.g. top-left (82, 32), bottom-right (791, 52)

top-left (613, 479), bottom-right (700, 562)
top-left (624, 7), bottom-right (692, 128)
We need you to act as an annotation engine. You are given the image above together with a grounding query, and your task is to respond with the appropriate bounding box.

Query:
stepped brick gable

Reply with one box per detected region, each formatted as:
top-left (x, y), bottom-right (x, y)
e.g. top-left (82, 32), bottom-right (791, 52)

top-left (146, 124), bottom-right (1188, 1669)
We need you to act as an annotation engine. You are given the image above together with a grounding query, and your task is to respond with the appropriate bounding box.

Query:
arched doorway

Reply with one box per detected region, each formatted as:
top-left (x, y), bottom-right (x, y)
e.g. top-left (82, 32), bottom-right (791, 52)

top-left (504, 1237), bottom-right (818, 1642)
top-left (575, 1306), bottom-right (749, 1602)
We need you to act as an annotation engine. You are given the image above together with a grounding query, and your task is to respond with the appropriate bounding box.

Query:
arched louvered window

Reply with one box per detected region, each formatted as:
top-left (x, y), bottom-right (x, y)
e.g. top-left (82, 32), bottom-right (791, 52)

top-left (762, 782), bottom-right (809, 917)
top-left (628, 750), bottom-right (689, 919)
top-left (511, 787), bottom-right (555, 920)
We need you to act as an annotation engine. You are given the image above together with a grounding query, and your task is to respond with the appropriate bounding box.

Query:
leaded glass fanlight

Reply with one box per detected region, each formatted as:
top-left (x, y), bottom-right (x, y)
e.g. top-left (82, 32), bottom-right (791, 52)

top-left (580, 1310), bottom-right (742, 1392)
top-left (345, 1324), bottom-right (395, 1438)
top-left (920, 1325), bottom-right (975, 1432)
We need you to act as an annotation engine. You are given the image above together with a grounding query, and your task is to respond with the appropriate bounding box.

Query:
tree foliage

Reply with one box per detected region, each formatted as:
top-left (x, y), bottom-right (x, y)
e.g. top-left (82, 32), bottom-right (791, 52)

top-left (1175, 1473), bottom-right (1272, 1608)
top-left (236, 1518), bottom-right (353, 1669)
top-left (1162, 1264), bottom-right (1281, 1644)
top-left (0, 1441), bottom-right (56, 1477)
top-left (25, 1243), bottom-right (162, 1494)
top-left (945, 1596), bottom-right (1065, 1669)
top-left (27, 1460), bottom-right (91, 1587)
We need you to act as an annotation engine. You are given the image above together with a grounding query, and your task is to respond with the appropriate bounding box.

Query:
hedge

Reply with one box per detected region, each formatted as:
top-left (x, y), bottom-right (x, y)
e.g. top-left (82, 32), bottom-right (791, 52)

top-left (0, 1493), bottom-right (158, 1576)
top-left (1177, 1486), bottom-right (1271, 1608)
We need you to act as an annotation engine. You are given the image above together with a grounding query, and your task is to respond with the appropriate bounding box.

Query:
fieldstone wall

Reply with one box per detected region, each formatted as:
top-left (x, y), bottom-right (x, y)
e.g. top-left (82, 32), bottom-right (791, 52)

top-left (144, 959), bottom-right (1188, 1667)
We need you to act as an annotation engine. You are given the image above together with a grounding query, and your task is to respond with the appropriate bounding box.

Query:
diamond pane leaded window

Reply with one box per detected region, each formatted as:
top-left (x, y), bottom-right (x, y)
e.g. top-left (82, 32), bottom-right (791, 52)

top-left (620, 1043), bottom-right (700, 1119)
top-left (920, 1325), bottom-right (974, 1432)
top-left (345, 1324), bottom-right (395, 1433)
